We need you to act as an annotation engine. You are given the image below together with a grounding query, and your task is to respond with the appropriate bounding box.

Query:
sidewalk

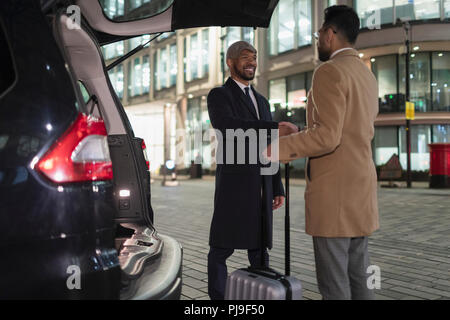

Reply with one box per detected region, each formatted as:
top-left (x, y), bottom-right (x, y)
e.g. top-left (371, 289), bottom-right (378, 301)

top-left (150, 177), bottom-right (450, 300)
top-left (152, 173), bottom-right (433, 189)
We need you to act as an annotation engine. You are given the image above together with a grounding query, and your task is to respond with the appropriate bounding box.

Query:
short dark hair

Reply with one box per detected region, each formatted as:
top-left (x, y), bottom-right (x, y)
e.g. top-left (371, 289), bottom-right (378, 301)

top-left (324, 5), bottom-right (360, 44)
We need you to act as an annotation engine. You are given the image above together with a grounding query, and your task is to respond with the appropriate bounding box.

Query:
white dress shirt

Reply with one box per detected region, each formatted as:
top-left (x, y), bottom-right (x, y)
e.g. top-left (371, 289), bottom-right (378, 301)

top-left (330, 47), bottom-right (353, 59)
top-left (232, 78), bottom-right (260, 119)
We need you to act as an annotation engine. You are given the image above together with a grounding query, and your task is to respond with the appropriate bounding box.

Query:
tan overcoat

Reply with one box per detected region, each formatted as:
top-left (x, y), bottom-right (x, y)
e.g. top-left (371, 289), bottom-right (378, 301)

top-left (279, 49), bottom-right (379, 237)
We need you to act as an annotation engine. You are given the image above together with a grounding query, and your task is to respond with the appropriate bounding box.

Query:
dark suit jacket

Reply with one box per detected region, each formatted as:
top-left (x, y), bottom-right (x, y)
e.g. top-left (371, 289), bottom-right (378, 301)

top-left (207, 78), bottom-right (284, 249)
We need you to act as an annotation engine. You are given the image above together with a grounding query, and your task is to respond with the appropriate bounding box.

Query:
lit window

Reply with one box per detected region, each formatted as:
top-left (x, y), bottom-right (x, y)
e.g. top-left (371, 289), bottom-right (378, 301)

top-left (128, 55), bottom-right (149, 97)
top-left (184, 30), bottom-right (210, 82)
top-left (102, 41), bottom-right (124, 60)
top-left (355, 0), bottom-right (443, 28)
top-left (108, 64), bottom-right (124, 99)
top-left (268, 0), bottom-right (312, 56)
top-left (169, 44), bottom-right (177, 86)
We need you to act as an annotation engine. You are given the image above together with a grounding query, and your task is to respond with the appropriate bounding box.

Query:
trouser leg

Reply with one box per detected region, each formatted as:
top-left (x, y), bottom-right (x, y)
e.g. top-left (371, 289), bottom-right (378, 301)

top-left (247, 248), bottom-right (269, 268)
top-left (208, 247), bottom-right (234, 300)
top-left (313, 237), bottom-right (352, 300)
top-left (348, 236), bottom-right (375, 300)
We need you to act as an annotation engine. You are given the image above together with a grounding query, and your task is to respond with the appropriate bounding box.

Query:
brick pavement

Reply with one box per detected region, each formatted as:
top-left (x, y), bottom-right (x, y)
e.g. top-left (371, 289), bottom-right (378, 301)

top-left (150, 176), bottom-right (450, 300)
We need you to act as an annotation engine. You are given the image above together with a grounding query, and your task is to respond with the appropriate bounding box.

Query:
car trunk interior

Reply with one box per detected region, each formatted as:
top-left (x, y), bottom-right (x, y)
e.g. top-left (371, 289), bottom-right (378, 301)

top-left (52, 12), bottom-right (163, 292)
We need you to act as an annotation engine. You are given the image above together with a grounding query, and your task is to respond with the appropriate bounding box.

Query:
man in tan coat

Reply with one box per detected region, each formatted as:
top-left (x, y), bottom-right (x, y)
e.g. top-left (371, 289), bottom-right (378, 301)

top-left (276, 6), bottom-right (379, 299)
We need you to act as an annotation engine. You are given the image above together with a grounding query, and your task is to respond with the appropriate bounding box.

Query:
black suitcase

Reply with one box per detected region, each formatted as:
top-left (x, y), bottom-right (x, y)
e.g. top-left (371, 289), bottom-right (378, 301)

top-left (225, 164), bottom-right (302, 300)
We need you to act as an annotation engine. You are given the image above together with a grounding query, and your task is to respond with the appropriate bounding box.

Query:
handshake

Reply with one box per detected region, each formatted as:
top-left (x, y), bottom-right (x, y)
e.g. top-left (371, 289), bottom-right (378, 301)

top-left (263, 122), bottom-right (299, 164)
top-left (278, 121), bottom-right (299, 137)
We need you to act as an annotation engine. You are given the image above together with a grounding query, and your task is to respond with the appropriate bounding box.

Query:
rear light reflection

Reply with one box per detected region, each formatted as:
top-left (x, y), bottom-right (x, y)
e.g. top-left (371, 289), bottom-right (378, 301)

top-left (36, 113), bottom-right (113, 183)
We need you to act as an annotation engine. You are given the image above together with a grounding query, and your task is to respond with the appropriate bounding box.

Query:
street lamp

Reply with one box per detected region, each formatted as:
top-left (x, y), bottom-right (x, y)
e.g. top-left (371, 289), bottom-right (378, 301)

top-left (400, 19), bottom-right (412, 188)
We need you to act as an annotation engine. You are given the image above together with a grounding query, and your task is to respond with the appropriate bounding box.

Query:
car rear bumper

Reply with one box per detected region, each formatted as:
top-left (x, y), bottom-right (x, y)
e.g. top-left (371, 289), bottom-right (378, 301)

top-left (0, 230), bottom-right (121, 299)
top-left (121, 234), bottom-right (183, 300)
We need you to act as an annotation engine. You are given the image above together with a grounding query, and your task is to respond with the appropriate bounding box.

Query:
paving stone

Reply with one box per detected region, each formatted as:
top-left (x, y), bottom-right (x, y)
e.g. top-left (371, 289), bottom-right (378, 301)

top-left (183, 277), bottom-right (208, 290)
top-left (182, 285), bottom-right (206, 299)
top-left (389, 286), bottom-right (441, 300)
top-left (152, 178), bottom-right (450, 300)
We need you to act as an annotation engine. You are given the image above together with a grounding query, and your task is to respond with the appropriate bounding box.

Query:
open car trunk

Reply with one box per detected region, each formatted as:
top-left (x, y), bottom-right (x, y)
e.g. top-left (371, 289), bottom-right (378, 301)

top-left (77, 0), bottom-right (279, 44)
top-left (50, 0), bottom-right (279, 300)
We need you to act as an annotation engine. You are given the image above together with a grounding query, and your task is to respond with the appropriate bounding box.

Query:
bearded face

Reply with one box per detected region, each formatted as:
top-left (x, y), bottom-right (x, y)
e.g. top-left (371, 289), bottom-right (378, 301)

top-left (318, 45), bottom-right (332, 62)
top-left (316, 25), bottom-right (335, 62)
top-left (228, 50), bottom-right (257, 82)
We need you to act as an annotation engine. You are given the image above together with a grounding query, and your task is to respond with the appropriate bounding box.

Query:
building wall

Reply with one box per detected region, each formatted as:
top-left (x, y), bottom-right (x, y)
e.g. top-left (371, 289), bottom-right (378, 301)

top-left (102, 0), bottom-right (450, 175)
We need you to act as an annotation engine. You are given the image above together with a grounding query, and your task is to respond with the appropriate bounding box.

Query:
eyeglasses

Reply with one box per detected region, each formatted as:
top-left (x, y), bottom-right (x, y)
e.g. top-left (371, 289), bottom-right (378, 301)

top-left (313, 26), bottom-right (337, 40)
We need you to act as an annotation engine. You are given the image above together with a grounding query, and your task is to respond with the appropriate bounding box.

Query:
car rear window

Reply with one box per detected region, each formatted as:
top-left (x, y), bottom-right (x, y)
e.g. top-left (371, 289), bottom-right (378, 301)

top-left (99, 0), bottom-right (173, 22)
top-left (0, 20), bottom-right (16, 98)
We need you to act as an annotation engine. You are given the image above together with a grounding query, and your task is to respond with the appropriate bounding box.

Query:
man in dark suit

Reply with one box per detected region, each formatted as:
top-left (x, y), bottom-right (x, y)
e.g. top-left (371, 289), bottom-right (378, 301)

top-left (207, 41), bottom-right (289, 300)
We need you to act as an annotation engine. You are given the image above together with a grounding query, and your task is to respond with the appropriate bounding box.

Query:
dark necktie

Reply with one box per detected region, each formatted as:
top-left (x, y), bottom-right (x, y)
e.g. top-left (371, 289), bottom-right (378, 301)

top-left (244, 87), bottom-right (259, 119)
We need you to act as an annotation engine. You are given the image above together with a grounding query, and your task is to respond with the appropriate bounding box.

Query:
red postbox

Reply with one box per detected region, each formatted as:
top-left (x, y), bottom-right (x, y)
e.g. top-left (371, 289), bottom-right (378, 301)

top-left (429, 143), bottom-right (450, 188)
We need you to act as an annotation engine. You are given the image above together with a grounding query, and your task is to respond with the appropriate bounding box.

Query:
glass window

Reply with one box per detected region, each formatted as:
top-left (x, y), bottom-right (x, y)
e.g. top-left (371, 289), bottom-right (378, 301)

top-left (446, 0), bottom-right (450, 18)
top-left (297, 0), bottom-right (312, 46)
top-left (185, 97), bottom-right (202, 167)
top-left (156, 44), bottom-right (177, 90)
top-left (355, 0), bottom-right (443, 28)
top-left (107, 64), bottom-right (124, 99)
top-left (158, 47), bottom-right (168, 89)
top-left (399, 125), bottom-right (431, 171)
top-left (270, 72), bottom-right (312, 129)
top-left (242, 27), bottom-right (254, 44)
top-left (372, 51), bottom-right (449, 113)
top-left (102, 41), bottom-right (124, 60)
top-left (286, 73), bottom-right (307, 128)
top-left (268, 0), bottom-right (312, 55)
top-left (190, 33), bottom-right (199, 80)
top-left (202, 29), bottom-right (209, 77)
top-left (431, 52), bottom-right (450, 112)
top-left (157, 32), bottom-right (175, 42)
top-left (142, 55), bottom-right (150, 94)
top-left (128, 56), bottom-right (148, 97)
top-left (0, 21), bottom-right (15, 98)
top-left (133, 58), bottom-right (142, 96)
top-left (269, 78), bottom-right (287, 113)
top-left (373, 126), bottom-right (398, 166)
top-left (169, 44), bottom-right (177, 87)
top-left (183, 37), bottom-right (187, 82)
top-left (399, 52), bottom-right (431, 112)
top-left (184, 30), bottom-right (209, 82)
top-left (371, 55), bottom-right (403, 113)
top-left (116, 64), bottom-right (124, 99)
top-left (355, 0), bottom-right (394, 29)
top-left (270, 74), bottom-right (309, 172)
top-left (99, 0), bottom-right (125, 20)
top-left (328, 0), bottom-right (337, 6)
top-left (432, 125), bottom-right (450, 143)
top-left (99, 0), bottom-right (173, 22)
top-left (225, 27), bottom-right (241, 48)
top-left (128, 34), bottom-right (150, 50)
top-left (278, 0), bottom-right (295, 53)
top-left (395, 0), bottom-right (440, 21)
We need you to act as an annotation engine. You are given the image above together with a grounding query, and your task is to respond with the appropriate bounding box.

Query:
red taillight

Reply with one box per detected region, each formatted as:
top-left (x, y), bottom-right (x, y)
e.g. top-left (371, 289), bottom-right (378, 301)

top-left (37, 113), bottom-right (113, 183)
top-left (141, 140), bottom-right (150, 170)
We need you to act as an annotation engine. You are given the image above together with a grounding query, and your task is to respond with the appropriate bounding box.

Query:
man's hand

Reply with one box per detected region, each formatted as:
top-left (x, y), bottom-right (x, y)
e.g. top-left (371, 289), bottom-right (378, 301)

top-left (272, 196), bottom-right (285, 210)
top-left (264, 143), bottom-right (290, 164)
top-left (279, 122), bottom-right (299, 137)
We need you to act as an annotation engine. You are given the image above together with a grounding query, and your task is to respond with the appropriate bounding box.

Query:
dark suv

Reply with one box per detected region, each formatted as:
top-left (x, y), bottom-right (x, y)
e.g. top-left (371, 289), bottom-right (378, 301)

top-left (0, 0), bottom-right (277, 299)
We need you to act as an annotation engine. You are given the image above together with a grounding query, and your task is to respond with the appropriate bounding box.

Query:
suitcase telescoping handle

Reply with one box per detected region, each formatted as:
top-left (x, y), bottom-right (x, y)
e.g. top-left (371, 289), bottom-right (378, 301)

top-left (285, 163), bottom-right (291, 276)
top-left (260, 163), bottom-right (291, 276)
